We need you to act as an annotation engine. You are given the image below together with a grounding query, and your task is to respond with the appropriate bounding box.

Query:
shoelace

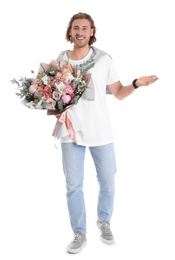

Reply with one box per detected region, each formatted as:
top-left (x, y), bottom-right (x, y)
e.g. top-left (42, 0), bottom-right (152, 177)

top-left (100, 222), bottom-right (112, 234)
top-left (73, 233), bottom-right (83, 242)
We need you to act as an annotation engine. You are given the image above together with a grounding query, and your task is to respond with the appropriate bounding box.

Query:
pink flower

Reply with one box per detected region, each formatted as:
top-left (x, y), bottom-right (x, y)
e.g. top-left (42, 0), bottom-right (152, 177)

top-left (62, 94), bottom-right (71, 104)
top-left (29, 84), bottom-right (38, 94)
top-left (32, 78), bottom-right (40, 86)
top-left (46, 98), bottom-right (56, 110)
top-left (43, 85), bottom-right (52, 99)
top-left (52, 91), bottom-right (61, 101)
top-left (29, 78), bottom-right (40, 93)
top-left (64, 83), bottom-right (74, 93)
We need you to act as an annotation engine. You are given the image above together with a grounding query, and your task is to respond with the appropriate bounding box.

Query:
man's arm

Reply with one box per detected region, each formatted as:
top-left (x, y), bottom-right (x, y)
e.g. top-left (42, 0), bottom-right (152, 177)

top-left (108, 75), bottom-right (159, 100)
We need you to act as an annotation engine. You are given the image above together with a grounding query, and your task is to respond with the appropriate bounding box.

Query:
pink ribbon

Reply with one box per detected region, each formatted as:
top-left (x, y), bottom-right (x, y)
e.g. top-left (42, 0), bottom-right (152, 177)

top-left (52, 110), bottom-right (75, 139)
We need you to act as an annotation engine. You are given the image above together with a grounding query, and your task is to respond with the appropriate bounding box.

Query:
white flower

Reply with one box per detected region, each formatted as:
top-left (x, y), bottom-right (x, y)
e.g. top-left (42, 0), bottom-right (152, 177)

top-left (35, 100), bottom-right (44, 109)
top-left (55, 82), bottom-right (65, 91)
top-left (41, 75), bottom-right (49, 85)
top-left (66, 72), bottom-right (75, 82)
top-left (26, 100), bottom-right (43, 109)
top-left (26, 101), bottom-right (37, 109)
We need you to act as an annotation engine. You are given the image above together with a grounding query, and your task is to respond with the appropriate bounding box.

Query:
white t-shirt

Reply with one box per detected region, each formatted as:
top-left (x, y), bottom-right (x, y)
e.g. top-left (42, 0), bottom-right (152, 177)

top-left (60, 47), bottom-right (120, 146)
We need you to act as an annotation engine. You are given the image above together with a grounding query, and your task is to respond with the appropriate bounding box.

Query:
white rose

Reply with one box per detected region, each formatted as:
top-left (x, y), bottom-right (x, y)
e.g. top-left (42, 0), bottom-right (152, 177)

top-left (41, 75), bottom-right (49, 85)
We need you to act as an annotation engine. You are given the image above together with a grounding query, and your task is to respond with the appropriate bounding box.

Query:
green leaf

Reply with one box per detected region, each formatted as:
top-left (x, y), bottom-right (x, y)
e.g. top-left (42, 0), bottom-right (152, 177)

top-left (70, 95), bottom-right (80, 104)
top-left (57, 100), bottom-right (64, 110)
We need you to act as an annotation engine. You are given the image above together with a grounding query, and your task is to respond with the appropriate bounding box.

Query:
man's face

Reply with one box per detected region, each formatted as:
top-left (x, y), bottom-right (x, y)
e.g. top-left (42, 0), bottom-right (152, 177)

top-left (70, 19), bottom-right (93, 48)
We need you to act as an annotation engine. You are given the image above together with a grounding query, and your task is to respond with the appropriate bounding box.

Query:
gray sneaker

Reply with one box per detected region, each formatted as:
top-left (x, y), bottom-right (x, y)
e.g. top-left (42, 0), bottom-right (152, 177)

top-left (67, 233), bottom-right (87, 254)
top-left (97, 220), bottom-right (115, 244)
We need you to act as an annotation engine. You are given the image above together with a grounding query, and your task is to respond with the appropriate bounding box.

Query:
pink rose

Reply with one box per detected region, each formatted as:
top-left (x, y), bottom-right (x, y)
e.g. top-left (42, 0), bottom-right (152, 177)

top-left (64, 83), bottom-right (74, 93)
top-left (52, 91), bottom-right (61, 101)
top-left (62, 94), bottom-right (71, 104)
top-left (46, 98), bottom-right (56, 110)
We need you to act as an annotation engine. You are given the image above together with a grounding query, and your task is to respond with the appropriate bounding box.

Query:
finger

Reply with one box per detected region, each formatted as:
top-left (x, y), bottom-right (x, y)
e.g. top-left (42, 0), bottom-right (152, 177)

top-left (149, 75), bottom-right (158, 84)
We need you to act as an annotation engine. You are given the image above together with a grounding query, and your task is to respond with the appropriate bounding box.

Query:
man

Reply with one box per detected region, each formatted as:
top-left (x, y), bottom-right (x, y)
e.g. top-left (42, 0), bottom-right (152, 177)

top-left (55, 12), bottom-right (158, 254)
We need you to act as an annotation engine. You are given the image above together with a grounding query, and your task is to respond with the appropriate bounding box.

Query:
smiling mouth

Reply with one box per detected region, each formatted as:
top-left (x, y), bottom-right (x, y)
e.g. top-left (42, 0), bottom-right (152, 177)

top-left (76, 35), bottom-right (84, 40)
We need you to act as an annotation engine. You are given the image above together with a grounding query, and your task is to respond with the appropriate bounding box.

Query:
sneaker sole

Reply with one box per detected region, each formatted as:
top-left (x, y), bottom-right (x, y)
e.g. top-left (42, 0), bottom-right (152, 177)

top-left (67, 241), bottom-right (87, 254)
top-left (101, 236), bottom-right (115, 244)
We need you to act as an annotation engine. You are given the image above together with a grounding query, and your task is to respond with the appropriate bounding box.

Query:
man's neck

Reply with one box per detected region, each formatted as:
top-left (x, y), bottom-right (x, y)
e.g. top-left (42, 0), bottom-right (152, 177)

top-left (68, 45), bottom-right (91, 60)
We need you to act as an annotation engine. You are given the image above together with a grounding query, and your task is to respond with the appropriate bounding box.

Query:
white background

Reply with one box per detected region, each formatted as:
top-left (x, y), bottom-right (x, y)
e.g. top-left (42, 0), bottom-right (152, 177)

top-left (0, 0), bottom-right (175, 259)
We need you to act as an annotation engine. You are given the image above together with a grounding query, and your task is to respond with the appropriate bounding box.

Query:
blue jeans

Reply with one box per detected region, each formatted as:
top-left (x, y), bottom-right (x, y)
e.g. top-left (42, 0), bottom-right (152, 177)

top-left (61, 142), bottom-right (117, 234)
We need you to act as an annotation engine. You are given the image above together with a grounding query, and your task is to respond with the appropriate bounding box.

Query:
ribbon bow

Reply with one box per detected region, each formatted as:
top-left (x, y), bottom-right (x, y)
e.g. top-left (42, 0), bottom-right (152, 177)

top-left (52, 109), bottom-right (75, 139)
top-left (51, 108), bottom-right (83, 146)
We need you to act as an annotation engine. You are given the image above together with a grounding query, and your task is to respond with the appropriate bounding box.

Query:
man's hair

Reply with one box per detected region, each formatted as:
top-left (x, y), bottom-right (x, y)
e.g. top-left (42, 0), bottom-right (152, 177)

top-left (65, 12), bottom-right (97, 45)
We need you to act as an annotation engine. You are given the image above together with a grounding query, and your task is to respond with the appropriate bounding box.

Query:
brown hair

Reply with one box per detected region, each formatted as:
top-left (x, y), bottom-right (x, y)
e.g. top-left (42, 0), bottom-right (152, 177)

top-left (65, 12), bottom-right (97, 45)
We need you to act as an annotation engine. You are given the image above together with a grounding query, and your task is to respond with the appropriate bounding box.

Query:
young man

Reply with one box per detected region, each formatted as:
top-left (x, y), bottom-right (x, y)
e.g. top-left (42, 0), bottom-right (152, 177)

top-left (55, 12), bottom-right (158, 253)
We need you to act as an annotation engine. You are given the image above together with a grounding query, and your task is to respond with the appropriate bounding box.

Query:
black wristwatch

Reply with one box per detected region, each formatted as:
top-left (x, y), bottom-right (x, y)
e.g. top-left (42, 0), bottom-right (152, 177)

top-left (132, 79), bottom-right (139, 89)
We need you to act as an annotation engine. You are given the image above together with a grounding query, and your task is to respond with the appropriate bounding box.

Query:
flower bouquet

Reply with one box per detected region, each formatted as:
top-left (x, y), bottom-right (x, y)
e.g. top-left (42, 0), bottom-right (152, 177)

top-left (11, 58), bottom-right (95, 115)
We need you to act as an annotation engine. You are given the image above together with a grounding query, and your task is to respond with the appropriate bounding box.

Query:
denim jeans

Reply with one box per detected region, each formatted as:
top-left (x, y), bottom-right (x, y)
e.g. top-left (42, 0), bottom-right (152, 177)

top-left (61, 142), bottom-right (117, 234)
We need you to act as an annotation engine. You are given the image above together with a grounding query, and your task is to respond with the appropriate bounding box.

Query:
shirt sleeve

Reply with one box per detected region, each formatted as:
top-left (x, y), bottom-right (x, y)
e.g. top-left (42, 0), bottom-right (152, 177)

top-left (106, 55), bottom-right (120, 85)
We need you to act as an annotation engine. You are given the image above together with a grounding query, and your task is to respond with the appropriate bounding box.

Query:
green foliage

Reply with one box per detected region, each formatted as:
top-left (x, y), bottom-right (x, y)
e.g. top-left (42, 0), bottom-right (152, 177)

top-left (77, 58), bottom-right (95, 75)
